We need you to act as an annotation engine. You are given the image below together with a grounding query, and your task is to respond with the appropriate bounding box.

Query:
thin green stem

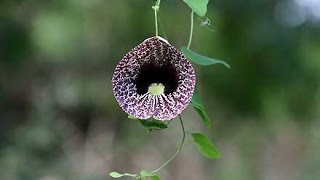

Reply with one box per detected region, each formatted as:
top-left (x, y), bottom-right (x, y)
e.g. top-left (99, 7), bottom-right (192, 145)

top-left (151, 114), bottom-right (186, 174)
top-left (154, 6), bottom-right (158, 36)
top-left (153, 0), bottom-right (161, 37)
top-left (187, 11), bottom-right (194, 49)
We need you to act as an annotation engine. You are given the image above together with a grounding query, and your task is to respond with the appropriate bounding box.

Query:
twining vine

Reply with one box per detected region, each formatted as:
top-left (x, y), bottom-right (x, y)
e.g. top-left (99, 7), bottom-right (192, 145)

top-left (110, 0), bottom-right (229, 179)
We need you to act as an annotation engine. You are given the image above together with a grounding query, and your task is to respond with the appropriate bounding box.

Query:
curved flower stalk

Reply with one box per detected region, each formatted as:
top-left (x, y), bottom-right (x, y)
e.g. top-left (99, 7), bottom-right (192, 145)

top-left (110, 1), bottom-right (226, 179)
top-left (112, 37), bottom-right (196, 120)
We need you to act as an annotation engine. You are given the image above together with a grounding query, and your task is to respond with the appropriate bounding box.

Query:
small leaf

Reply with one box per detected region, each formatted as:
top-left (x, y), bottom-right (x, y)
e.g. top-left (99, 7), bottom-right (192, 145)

top-left (140, 170), bottom-right (155, 177)
top-left (139, 119), bottom-right (168, 131)
top-left (183, 0), bottom-right (209, 17)
top-left (109, 172), bottom-right (123, 178)
top-left (191, 133), bottom-right (221, 159)
top-left (181, 47), bottom-right (230, 68)
top-left (109, 172), bottom-right (137, 178)
top-left (140, 171), bottom-right (160, 180)
top-left (191, 88), bottom-right (211, 128)
top-left (150, 176), bottom-right (160, 180)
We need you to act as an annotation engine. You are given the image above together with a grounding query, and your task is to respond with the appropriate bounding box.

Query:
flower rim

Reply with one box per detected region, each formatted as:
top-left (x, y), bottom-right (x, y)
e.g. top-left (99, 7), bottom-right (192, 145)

top-left (112, 36), bottom-right (196, 120)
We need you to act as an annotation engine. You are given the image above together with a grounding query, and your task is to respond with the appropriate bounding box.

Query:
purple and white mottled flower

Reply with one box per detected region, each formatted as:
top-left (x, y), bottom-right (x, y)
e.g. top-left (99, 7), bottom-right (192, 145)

top-left (112, 37), bottom-right (196, 120)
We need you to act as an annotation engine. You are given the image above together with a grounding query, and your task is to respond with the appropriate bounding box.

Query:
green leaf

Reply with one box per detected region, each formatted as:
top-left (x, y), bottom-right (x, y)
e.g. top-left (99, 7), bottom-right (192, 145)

top-left (140, 170), bottom-right (155, 177)
top-left (140, 170), bottom-right (153, 177)
top-left (109, 172), bottom-right (123, 178)
top-left (109, 172), bottom-right (137, 178)
top-left (183, 0), bottom-right (209, 17)
top-left (139, 119), bottom-right (168, 131)
top-left (140, 171), bottom-right (160, 180)
top-left (191, 88), bottom-right (211, 128)
top-left (191, 133), bottom-right (221, 159)
top-left (150, 176), bottom-right (160, 180)
top-left (181, 47), bottom-right (230, 68)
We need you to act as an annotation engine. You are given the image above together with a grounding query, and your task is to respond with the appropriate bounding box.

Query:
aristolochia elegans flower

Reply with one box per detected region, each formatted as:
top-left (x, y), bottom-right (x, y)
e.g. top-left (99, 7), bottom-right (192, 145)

top-left (112, 37), bottom-right (196, 120)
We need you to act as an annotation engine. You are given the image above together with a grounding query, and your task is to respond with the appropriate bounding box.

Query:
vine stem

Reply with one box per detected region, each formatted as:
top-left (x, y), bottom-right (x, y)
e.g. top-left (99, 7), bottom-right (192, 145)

top-left (153, 0), bottom-right (161, 37)
top-left (187, 11), bottom-right (194, 49)
top-left (151, 114), bottom-right (186, 174)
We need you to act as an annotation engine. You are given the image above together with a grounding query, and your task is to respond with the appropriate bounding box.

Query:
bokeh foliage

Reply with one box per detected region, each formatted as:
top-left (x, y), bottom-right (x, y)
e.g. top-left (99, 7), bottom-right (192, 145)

top-left (1, 0), bottom-right (320, 179)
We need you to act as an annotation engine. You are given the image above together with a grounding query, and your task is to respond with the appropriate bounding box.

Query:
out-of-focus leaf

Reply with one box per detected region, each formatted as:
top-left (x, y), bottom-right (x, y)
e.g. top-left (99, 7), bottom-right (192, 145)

top-left (139, 119), bottom-right (168, 131)
top-left (150, 176), bottom-right (160, 180)
top-left (140, 170), bottom-right (153, 177)
top-left (140, 170), bottom-right (154, 177)
top-left (181, 47), bottom-right (230, 68)
top-left (140, 170), bottom-right (160, 180)
top-left (109, 172), bottom-right (122, 178)
top-left (109, 172), bottom-right (137, 178)
top-left (191, 133), bottom-right (221, 159)
top-left (191, 88), bottom-right (211, 128)
top-left (182, 0), bottom-right (209, 17)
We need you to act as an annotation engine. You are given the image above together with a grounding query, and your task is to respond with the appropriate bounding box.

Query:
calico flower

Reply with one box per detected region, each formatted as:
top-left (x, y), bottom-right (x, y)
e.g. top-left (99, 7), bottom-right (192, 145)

top-left (112, 36), bottom-right (196, 120)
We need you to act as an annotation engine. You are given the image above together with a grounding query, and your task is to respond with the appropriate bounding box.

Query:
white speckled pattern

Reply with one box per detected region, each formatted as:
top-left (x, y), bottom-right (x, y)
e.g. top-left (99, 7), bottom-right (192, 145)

top-left (112, 37), bottom-right (196, 120)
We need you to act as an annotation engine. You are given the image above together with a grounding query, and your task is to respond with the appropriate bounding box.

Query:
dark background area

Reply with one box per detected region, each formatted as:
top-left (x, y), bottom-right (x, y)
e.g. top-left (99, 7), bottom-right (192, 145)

top-left (1, 0), bottom-right (320, 179)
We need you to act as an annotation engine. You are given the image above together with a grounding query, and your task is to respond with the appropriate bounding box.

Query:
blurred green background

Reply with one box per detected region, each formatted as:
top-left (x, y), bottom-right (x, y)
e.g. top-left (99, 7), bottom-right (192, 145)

top-left (1, 0), bottom-right (320, 179)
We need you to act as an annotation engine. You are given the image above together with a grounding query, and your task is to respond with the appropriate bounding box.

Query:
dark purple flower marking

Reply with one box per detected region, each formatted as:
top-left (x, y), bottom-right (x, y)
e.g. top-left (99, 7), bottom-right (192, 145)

top-left (112, 37), bottom-right (196, 120)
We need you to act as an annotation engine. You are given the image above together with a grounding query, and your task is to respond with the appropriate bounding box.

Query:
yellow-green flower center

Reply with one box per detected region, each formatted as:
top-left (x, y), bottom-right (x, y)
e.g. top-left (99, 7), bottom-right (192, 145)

top-left (148, 83), bottom-right (165, 95)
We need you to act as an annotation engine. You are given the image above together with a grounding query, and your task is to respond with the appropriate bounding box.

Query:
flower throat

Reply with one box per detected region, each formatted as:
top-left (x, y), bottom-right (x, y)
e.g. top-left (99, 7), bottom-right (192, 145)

top-left (135, 62), bottom-right (179, 95)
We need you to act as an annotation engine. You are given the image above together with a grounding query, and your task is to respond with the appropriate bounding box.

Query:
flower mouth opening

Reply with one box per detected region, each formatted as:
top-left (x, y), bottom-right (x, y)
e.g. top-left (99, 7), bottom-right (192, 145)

top-left (112, 36), bottom-right (196, 120)
top-left (135, 61), bottom-right (179, 95)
